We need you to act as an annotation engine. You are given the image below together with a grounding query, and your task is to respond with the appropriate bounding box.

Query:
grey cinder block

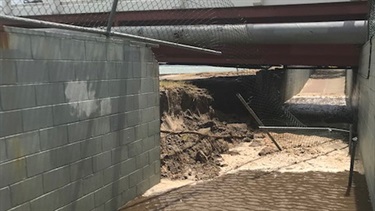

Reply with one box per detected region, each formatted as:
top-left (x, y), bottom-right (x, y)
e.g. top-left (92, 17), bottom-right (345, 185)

top-left (128, 140), bottom-right (143, 158)
top-left (100, 98), bottom-right (113, 117)
top-left (22, 106), bottom-right (53, 131)
top-left (81, 173), bottom-right (104, 196)
top-left (26, 151), bottom-right (52, 177)
top-left (6, 131), bottom-right (40, 159)
top-left (85, 41), bottom-right (107, 61)
top-left (43, 166), bottom-right (71, 193)
top-left (60, 38), bottom-right (86, 61)
top-left (142, 136), bottom-right (155, 152)
top-left (141, 78), bottom-right (154, 93)
top-left (67, 120), bottom-right (91, 143)
top-left (142, 165), bottom-right (153, 180)
top-left (78, 100), bottom-right (100, 120)
top-left (132, 62), bottom-right (142, 78)
top-left (148, 120), bottom-right (160, 137)
top-left (8, 202), bottom-right (30, 211)
top-left (0, 32), bottom-right (32, 59)
top-left (81, 137), bottom-right (103, 158)
top-left (99, 63), bottom-right (117, 80)
top-left (0, 60), bottom-right (16, 85)
top-left (0, 85), bottom-right (36, 110)
top-left (120, 158), bottom-right (136, 176)
top-left (148, 147), bottom-right (160, 164)
top-left (111, 145), bottom-right (129, 165)
top-left (124, 46), bottom-right (140, 62)
top-left (93, 151), bottom-right (112, 172)
top-left (16, 60), bottom-right (49, 83)
top-left (107, 43), bottom-right (124, 61)
top-left (135, 124), bottom-right (148, 141)
top-left (116, 62), bottom-right (132, 79)
top-left (102, 163), bottom-right (121, 185)
top-left (87, 81), bottom-right (109, 100)
top-left (53, 103), bottom-right (80, 126)
top-left (35, 83), bottom-right (66, 106)
top-left (126, 79), bottom-right (141, 95)
top-left (74, 62), bottom-right (99, 81)
top-left (136, 179), bottom-right (150, 196)
top-left (135, 152), bottom-right (149, 169)
top-left (149, 174), bottom-right (160, 188)
top-left (121, 187), bottom-right (136, 206)
top-left (126, 110), bottom-right (141, 127)
top-left (0, 187), bottom-right (11, 211)
top-left (128, 170), bottom-right (142, 188)
top-left (93, 184), bottom-right (113, 207)
top-left (10, 175), bottom-right (43, 206)
top-left (31, 36), bottom-right (61, 60)
top-left (0, 158), bottom-right (26, 188)
top-left (56, 193), bottom-right (95, 211)
top-left (30, 188), bottom-right (61, 211)
top-left (141, 107), bottom-right (155, 124)
top-left (109, 113), bottom-right (125, 132)
top-left (0, 138), bottom-right (7, 163)
top-left (64, 81), bottom-right (89, 102)
top-left (70, 157), bottom-right (93, 181)
top-left (119, 128), bottom-right (135, 146)
top-left (47, 61), bottom-right (75, 82)
top-left (39, 125), bottom-right (68, 150)
top-left (101, 132), bottom-right (119, 152)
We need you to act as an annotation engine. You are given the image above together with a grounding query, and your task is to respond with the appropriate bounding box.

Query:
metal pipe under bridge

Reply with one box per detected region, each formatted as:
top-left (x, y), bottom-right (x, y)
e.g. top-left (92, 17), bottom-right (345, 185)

top-left (0, 0), bottom-right (369, 67)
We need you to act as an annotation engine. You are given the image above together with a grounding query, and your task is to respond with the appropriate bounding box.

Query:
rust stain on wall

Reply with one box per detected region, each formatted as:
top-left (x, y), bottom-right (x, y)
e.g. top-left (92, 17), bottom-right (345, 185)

top-left (0, 30), bottom-right (9, 49)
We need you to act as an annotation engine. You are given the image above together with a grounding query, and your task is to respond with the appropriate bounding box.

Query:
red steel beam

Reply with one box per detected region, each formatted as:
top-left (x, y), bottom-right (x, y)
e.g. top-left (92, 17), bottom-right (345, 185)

top-left (0, 1), bottom-right (368, 27)
top-left (152, 44), bottom-right (361, 67)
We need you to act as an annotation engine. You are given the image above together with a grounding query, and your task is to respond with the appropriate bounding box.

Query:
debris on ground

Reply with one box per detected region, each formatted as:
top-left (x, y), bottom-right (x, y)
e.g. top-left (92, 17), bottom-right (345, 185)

top-left (160, 81), bottom-right (254, 180)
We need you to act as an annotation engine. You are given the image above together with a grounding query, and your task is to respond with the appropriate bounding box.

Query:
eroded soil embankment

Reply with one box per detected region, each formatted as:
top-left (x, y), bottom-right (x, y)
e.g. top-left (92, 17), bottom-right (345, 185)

top-left (160, 81), bottom-right (254, 180)
top-left (159, 70), bottom-right (354, 182)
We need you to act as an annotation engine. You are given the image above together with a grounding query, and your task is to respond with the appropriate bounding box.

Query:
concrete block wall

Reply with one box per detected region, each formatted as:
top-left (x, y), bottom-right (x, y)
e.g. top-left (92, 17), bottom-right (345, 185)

top-left (357, 38), bottom-right (375, 211)
top-left (0, 27), bottom-right (160, 211)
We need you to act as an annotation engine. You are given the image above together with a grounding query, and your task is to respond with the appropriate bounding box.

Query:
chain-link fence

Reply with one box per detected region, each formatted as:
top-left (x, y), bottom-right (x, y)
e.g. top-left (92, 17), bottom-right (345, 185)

top-left (369, 0), bottom-right (375, 39)
top-left (0, 0), bottom-right (265, 65)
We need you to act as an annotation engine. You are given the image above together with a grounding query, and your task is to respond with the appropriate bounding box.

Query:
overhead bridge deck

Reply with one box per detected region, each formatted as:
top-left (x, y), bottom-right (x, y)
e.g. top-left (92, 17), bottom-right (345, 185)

top-left (0, 1), bottom-right (369, 67)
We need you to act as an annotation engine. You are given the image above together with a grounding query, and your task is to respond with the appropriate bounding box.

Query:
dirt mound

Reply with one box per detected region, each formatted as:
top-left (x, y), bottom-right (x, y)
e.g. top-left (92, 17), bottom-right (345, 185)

top-left (160, 81), bottom-right (253, 180)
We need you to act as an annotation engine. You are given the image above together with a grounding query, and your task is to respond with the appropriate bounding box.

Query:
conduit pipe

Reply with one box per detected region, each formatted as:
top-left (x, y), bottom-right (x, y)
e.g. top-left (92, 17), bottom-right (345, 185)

top-left (114, 21), bottom-right (367, 45)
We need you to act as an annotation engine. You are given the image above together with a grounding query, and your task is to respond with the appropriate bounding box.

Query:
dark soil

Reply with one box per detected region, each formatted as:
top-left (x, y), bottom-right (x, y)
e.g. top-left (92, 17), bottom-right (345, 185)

top-left (160, 81), bottom-right (254, 180)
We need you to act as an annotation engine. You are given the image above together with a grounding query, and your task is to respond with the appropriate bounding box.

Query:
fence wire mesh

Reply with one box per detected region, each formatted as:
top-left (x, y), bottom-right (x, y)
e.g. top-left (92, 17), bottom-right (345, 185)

top-left (0, 0), bottom-right (264, 66)
top-left (369, 0), bottom-right (375, 39)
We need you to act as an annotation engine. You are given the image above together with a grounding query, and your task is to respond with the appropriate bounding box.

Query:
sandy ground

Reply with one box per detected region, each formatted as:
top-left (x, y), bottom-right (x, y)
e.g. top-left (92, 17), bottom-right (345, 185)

top-left (160, 69), bottom-right (258, 81)
top-left (145, 131), bottom-right (357, 197)
top-left (144, 69), bottom-right (355, 197)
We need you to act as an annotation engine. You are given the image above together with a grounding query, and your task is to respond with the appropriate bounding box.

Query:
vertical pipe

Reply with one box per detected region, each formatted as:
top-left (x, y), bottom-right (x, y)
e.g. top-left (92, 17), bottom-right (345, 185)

top-left (349, 124), bottom-right (353, 155)
top-left (106, 0), bottom-right (119, 36)
top-left (347, 137), bottom-right (358, 191)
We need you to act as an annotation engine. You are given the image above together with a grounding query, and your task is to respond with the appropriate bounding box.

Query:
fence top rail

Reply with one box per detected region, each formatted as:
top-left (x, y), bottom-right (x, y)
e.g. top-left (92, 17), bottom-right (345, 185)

top-left (0, 14), bottom-right (222, 55)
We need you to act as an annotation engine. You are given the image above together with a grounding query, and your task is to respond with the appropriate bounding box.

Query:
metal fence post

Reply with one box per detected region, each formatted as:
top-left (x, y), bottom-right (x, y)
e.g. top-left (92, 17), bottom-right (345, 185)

top-left (106, 0), bottom-right (120, 36)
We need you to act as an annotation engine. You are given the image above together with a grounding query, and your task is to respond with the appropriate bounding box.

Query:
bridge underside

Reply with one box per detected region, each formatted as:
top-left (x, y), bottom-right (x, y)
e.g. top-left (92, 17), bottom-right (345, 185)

top-left (0, 1), bottom-right (367, 67)
top-left (153, 44), bottom-right (361, 67)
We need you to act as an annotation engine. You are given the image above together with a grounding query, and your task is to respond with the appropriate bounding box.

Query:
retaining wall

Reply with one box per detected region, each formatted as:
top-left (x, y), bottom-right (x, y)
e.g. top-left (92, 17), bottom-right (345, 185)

top-left (356, 37), bottom-right (375, 211)
top-left (0, 27), bottom-right (160, 211)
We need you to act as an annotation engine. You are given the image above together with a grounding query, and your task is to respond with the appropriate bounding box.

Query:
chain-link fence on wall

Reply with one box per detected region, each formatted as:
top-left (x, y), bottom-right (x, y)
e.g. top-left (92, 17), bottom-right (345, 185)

top-left (0, 0), bottom-right (262, 65)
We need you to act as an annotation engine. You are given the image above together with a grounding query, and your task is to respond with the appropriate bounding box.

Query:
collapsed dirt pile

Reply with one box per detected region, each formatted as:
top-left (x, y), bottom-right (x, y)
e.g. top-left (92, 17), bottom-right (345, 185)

top-left (160, 81), bottom-right (253, 180)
